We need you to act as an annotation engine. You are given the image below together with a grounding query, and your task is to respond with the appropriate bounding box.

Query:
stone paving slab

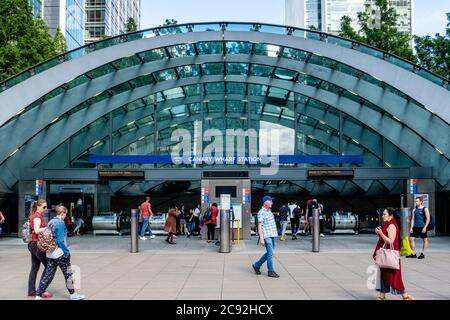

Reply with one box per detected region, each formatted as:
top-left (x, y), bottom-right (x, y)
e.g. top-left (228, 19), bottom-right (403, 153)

top-left (1, 235), bottom-right (450, 300)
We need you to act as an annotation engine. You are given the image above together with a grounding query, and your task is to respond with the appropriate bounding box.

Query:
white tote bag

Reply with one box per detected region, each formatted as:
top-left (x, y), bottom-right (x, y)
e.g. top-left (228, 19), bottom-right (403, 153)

top-left (375, 243), bottom-right (400, 270)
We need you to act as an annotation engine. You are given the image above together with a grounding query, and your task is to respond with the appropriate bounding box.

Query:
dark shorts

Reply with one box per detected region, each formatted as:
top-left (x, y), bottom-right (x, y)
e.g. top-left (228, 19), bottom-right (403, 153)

top-left (410, 227), bottom-right (428, 239)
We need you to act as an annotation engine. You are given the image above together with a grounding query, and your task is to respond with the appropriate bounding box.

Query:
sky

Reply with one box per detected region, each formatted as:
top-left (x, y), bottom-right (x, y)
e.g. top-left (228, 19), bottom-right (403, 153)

top-left (140, 0), bottom-right (450, 36)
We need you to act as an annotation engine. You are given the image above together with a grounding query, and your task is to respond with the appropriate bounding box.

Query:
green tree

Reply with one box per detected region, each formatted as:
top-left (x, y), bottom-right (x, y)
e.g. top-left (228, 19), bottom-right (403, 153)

top-left (125, 17), bottom-right (138, 33)
top-left (415, 13), bottom-right (450, 79)
top-left (339, 0), bottom-right (415, 62)
top-left (0, 0), bottom-right (60, 81)
top-left (162, 19), bottom-right (178, 26)
top-left (54, 27), bottom-right (67, 55)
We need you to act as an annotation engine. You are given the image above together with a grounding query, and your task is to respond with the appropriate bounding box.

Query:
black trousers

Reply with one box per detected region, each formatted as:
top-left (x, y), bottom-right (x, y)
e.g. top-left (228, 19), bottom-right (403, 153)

top-left (28, 241), bottom-right (48, 296)
top-left (290, 218), bottom-right (300, 234)
top-left (207, 223), bottom-right (215, 240)
top-left (37, 255), bottom-right (75, 296)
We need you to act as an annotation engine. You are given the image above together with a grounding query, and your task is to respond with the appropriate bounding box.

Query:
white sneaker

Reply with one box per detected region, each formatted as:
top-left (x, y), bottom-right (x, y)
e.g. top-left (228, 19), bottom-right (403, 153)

top-left (35, 296), bottom-right (43, 300)
top-left (320, 233), bottom-right (325, 237)
top-left (150, 235), bottom-right (156, 239)
top-left (140, 237), bottom-right (147, 240)
top-left (70, 293), bottom-right (85, 300)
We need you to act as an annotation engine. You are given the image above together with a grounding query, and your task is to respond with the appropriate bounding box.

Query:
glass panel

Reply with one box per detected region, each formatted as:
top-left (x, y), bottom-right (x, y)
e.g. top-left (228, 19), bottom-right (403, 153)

top-left (251, 64), bottom-right (273, 77)
top-left (192, 24), bottom-right (221, 32)
top-left (263, 104), bottom-right (282, 117)
top-left (66, 75), bottom-right (90, 90)
top-left (227, 63), bottom-right (248, 75)
top-left (305, 31), bottom-right (321, 41)
top-left (177, 65), bottom-right (200, 78)
top-left (268, 87), bottom-right (289, 99)
top-left (225, 23), bottom-right (254, 32)
top-left (159, 25), bottom-right (184, 35)
top-left (164, 87), bottom-right (185, 100)
top-left (254, 44), bottom-right (280, 57)
top-left (169, 44), bottom-right (196, 57)
top-left (259, 25), bottom-right (287, 34)
top-left (189, 103), bottom-right (202, 115)
top-left (139, 49), bottom-right (167, 63)
top-left (248, 84), bottom-right (268, 96)
top-left (207, 100), bottom-right (225, 113)
top-left (42, 87), bottom-right (65, 102)
top-left (125, 99), bottom-right (146, 111)
top-left (205, 82), bottom-right (225, 94)
top-left (197, 41), bottom-right (223, 55)
top-left (154, 69), bottom-right (177, 81)
top-left (355, 44), bottom-right (384, 59)
top-left (136, 115), bottom-right (153, 127)
top-left (112, 55), bottom-right (141, 69)
top-left (129, 74), bottom-right (153, 88)
top-left (227, 82), bottom-right (246, 95)
top-left (227, 101), bottom-right (245, 113)
top-left (184, 84), bottom-right (201, 96)
top-left (171, 105), bottom-right (187, 117)
top-left (226, 42), bottom-right (251, 54)
top-left (109, 82), bottom-right (131, 95)
top-left (202, 63), bottom-right (224, 76)
top-left (88, 63), bottom-right (116, 78)
top-left (282, 48), bottom-right (309, 61)
top-left (326, 36), bottom-right (353, 48)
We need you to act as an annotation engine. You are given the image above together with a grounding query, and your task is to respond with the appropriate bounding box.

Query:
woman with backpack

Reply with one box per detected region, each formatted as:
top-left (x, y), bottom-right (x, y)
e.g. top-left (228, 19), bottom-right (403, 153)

top-left (373, 207), bottom-right (414, 300)
top-left (407, 196), bottom-right (432, 259)
top-left (35, 205), bottom-right (85, 300)
top-left (27, 199), bottom-right (52, 298)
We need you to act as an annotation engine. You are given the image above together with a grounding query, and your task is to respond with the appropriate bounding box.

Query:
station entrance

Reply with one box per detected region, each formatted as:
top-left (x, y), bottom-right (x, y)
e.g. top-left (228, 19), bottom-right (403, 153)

top-left (13, 165), bottom-right (443, 240)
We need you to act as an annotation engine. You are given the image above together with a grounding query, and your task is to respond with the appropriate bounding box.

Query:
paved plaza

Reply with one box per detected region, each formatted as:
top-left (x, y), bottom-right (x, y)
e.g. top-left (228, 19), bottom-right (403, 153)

top-left (1, 235), bottom-right (450, 300)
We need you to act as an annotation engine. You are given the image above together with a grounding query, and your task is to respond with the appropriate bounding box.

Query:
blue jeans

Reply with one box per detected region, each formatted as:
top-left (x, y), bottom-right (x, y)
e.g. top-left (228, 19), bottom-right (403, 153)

top-left (254, 237), bottom-right (275, 272)
top-left (140, 218), bottom-right (153, 237)
top-left (187, 222), bottom-right (195, 233)
top-left (280, 220), bottom-right (288, 235)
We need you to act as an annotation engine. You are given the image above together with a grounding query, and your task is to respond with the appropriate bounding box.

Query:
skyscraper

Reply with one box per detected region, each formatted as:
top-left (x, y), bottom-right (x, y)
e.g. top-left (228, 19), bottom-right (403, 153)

top-left (29, 0), bottom-right (44, 19)
top-left (43, 0), bottom-right (85, 51)
top-left (285, 0), bottom-right (414, 36)
top-left (85, 0), bottom-right (141, 44)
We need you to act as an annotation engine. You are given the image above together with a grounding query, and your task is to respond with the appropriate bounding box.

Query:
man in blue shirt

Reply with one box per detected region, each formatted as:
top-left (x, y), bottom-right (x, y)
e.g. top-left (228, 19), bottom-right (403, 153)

top-left (252, 196), bottom-right (280, 278)
top-left (407, 196), bottom-right (431, 259)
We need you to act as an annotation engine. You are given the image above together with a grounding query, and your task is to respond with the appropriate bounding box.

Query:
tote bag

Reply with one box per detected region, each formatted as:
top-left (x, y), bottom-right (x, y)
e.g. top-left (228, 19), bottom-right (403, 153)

top-left (375, 243), bottom-right (400, 270)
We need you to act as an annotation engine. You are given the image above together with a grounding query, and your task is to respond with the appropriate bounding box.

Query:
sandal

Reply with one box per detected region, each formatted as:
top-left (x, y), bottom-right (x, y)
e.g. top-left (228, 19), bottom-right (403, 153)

top-left (403, 294), bottom-right (415, 300)
top-left (377, 296), bottom-right (386, 300)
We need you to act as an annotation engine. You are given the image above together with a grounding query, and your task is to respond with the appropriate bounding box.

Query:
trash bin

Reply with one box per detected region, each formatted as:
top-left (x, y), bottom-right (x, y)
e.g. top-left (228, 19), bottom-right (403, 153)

top-left (219, 210), bottom-right (231, 253)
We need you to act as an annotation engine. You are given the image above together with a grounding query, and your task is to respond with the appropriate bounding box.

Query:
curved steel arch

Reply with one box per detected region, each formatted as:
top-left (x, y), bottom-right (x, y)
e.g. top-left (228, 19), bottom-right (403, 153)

top-left (2, 53), bottom-right (448, 162)
top-left (2, 76), bottom-right (443, 183)
top-left (1, 28), bottom-right (449, 127)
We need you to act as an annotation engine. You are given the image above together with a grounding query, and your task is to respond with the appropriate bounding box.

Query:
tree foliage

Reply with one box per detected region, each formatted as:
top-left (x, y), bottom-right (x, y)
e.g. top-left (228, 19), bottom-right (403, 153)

top-left (0, 0), bottom-right (61, 81)
top-left (339, 0), bottom-right (415, 62)
top-left (415, 13), bottom-right (450, 79)
top-left (125, 17), bottom-right (138, 33)
top-left (54, 27), bottom-right (67, 55)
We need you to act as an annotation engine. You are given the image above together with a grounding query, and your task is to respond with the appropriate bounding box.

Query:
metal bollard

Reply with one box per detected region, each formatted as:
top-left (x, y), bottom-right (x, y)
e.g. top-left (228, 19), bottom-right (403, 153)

top-left (219, 210), bottom-right (231, 253)
top-left (312, 208), bottom-right (320, 252)
top-left (400, 208), bottom-right (411, 238)
top-left (130, 209), bottom-right (139, 253)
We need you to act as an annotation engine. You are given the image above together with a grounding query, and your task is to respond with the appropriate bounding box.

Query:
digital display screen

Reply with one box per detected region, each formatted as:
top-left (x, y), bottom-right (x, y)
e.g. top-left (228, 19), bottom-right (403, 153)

top-left (98, 171), bottom-right (145, 180)
top-left (307, 170), bottom-right (354, 179)
top-left (215, 186), bottom-right (237, 198)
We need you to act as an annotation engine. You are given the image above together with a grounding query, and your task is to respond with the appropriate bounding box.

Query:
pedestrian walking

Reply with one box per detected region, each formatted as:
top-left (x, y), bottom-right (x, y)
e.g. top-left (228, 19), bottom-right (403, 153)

top-left (0, 210), bottom-right (5, 237)
top-left (278, 203), bottom-right (289, 241)
top-left (72, 198), bottom-right (84, 236)
top-left (139, 196), bottom-right (155, 240)
top-left (186, 208), bottom-right (195, 237)
top-left (27, 199), bottom-right (52, 298)
top-left (407, 196), bottom-right (431, 259)
top-left (205, 203), bottom-right (219, 243)
top-left (35, 205), bottom-right (85, 300)
top-left (373, 207), bottom-right (414, 300)
top-left (252, 196), bottom-right (280, 278)
top-left (193, 204), bottom-right (201, 237)
top-left (179, 205), bottom-right (187, 235)
top-left (289, 202), bottom-right (301, 240)
top-left (165, 204), bottom-right (179, 244)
